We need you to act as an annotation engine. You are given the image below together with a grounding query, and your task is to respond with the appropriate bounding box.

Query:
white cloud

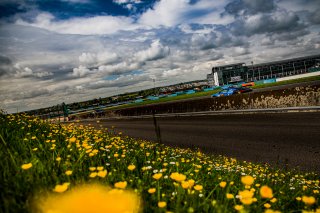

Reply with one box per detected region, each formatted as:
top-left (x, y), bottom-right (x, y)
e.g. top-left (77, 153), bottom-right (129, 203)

top-left (79, 52), bottom-right (119, 66)
top-left (139, 0), bottom-right (233, 27)
top-left (134, 40), bottom-right (170, 62)
top-left (14, 66), bottom-right (33, 78)
top-left (72, 65), bottom-right (91, 77)
top-left (98, 61), bottom-right (141, 75)
top-left (139, 0), bottom-right (191, 27)
top-left (16, 13), bottom-right (139, 35)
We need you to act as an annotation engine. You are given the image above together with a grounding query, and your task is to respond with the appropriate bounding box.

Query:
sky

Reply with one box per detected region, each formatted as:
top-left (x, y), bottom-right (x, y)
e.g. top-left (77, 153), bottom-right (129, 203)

top-left (0, 0), bottom-right (319, 113)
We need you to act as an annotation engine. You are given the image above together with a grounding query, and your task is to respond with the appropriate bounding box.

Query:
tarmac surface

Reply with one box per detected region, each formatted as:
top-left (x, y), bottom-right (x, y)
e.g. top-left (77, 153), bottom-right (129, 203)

top-left (80, 111), bottom-right (320, 172)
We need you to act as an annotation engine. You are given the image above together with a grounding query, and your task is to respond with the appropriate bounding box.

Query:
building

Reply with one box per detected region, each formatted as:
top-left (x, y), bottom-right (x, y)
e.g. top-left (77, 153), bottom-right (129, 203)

top-left (208, 54), bottom-right (320, 86)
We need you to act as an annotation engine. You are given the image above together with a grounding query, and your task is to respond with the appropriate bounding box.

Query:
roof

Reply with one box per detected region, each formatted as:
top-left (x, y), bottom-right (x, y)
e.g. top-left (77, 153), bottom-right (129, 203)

top-left (248, 54), bottom-right (320, 68)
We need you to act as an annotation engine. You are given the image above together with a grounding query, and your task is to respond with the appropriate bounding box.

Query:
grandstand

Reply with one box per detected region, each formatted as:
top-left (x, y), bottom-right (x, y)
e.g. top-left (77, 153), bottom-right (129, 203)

top-left (208, 54), bottom-right (320, 86)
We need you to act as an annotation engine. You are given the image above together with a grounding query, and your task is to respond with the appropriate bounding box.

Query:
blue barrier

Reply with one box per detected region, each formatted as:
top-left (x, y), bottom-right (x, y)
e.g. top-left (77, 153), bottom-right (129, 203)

top-left (263, 78), bottom-right (276, 84)
top-left (134, 99), bottom-right (144, 103)
top-left (168, 94), bottom-right (178, 97)
top-left (185, 90), bottom-right (195, 94)
top-left (147, 96), bottom-right (159, 100)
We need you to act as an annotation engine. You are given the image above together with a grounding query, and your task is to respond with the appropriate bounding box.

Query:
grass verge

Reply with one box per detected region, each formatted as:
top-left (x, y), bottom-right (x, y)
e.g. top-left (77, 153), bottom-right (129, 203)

top-left (1, 113), bottom-right (319, 212)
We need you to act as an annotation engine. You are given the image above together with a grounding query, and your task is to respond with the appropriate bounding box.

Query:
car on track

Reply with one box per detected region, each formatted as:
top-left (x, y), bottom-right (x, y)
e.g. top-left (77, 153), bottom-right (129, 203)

top-left (211, 86), bottom-right (252, 97)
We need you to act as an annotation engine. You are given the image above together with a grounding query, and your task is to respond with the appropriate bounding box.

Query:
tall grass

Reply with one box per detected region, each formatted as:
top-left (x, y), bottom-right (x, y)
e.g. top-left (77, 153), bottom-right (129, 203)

top-left (0, 113), bottom-right (319, 212)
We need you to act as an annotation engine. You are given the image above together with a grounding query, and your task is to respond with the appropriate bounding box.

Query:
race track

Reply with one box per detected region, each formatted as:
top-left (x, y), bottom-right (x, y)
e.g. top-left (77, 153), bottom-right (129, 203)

top-left (80, 111), bottom-right (320, 172)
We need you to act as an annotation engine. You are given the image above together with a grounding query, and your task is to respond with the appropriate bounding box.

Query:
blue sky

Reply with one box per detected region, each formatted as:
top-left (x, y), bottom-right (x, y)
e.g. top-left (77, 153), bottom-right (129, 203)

top-left (0, 0), bottom-right (320, 113)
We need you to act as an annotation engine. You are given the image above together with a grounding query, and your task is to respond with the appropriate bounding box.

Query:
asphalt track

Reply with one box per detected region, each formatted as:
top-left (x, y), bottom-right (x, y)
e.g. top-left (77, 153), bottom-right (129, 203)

top-left (81, 111), bottom-right (320, 172)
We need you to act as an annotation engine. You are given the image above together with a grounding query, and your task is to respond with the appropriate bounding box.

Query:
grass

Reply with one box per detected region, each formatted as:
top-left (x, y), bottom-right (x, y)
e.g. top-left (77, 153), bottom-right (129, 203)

top-left (252, 75), bottom-right (320, 89)
top-left (1, 113), bottom-right (319, 212)
top-left (105, 89), bottom-right (220, 111)
top-left (108, 75), bottom-right (320, 111)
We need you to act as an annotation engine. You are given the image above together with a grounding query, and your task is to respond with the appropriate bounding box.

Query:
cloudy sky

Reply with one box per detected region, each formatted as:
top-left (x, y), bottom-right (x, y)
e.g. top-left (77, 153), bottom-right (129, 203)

top-left (0, 0), bottom-right (319, 113)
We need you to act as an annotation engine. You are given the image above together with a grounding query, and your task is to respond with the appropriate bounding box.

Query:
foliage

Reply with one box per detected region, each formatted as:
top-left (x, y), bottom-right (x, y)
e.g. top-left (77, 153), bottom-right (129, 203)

top-left (0, 113), bottom-right (319, 212)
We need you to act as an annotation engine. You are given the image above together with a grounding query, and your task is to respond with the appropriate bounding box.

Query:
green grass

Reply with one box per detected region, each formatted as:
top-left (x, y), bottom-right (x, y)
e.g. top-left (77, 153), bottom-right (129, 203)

top-left (252, 75), bottom-right (320, 89)
top-left (105, 89), bottom-right (220, 111)
top-left (1, 113), bottom-right (319, 212)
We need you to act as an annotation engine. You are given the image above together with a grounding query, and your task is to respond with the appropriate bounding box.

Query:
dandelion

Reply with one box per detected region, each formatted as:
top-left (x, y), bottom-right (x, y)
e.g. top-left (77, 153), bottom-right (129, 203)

top-left (97, 166), bottom-right (104, 171)
top-left (128, 165), bottom-right (136, 171)
top-left (181, 181), bottom-right (190, 189)
top-left (153, 173), bottom-right (162, 180)
top-left (65, 170), bottom-right (73, 176)
top-left (270, 198), bottom-right (277, 203)
top-left (39, 183), bottom-right (140, 213)
top-left (264, 203), bottom-right (271, 208)
top-left (238, 190), bottom-right (254, 205)
top-left (69, 137), bottom-right (76, 143)
top-left (194, 185), bottom-right (203, 191)
top-left (241, 175), bottom-right (254, 186)
top-left (97, 170), bottom-right (107, 178)
top-left (89, 172), bottom-right (97, 178)
top-left (226, 193), bottom-right (234, 199)
top-left (260, 186), bottom-right (273, 199)
top-left (89, 167), bottom-right (96, 171)
top-left (158, 201), bottom-right (167, 208)
top-left (114, 181), bottom-right (127, 189)
top-left (148, 188), bottom-right (156, 194)
top-left (219, 181), bottom-right (227, 188)
top-left (234, 205), bottom-right (243, 211)
top-left (53, 182), bottom-right (70, 193)
top-left (56, 157), bottom-right (61, 162)
top-left (302, 196), bottom-right (316, 205)
top-left (170, 172), bottom-right (186, 182)
top-left (21, 163), bottom-right (32, 170)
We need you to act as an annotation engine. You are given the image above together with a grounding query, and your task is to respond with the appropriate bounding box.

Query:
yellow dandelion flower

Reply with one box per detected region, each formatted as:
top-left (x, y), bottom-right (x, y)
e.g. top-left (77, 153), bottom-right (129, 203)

top-left (260, 186), bottom-right (273, 199)
top-left (69, 137), bottom-right (76, 143)
top-left (89, 167), bottom-right (96, 171)
top-left (181, 181), bottom-right (190, 189)
top-left (53, 182), bottom-right (70, 193)
top-left (241, 175), bottom-right (254, 186)
top-left (158, 201), bottom-right (167, 208)
top-left (226, 193), bottom-right (234, 199)
top-left (97, 166), bottom-right (104, 171)
top-left (97, 170), bottom-right (107, 178)
top-left (302, 196), bottom-right (316, 205)
top-left (188, 179), bottom-right (195, 187)
top-left (219, 181), bottom-right (227, 188)
top-left (194, 185), bottom-right (203, 191)
top-left (270, 198), bottom-right (277, 203)
top-left (265, 210), bottom-right (282, 213)
top-left (56, 157), bottom-right (61, 162)
top-left (21, 163), bottom-right (32, 170)
top-left (89, 172), bottom-right (97, 178)
top-left (148, 188), bottom-right (156, 194)
top-left (114, 181), bottom-right (127, 189)
top-left (234, 205), bottom-right (243, 211)
top-left (65, 170), bottom-right (73, 176)
top-left (39, 183), bottom-right (141, 213)
top-left (170, 172), bottom-right (186, 182)
top-left (152, 173), bottom-right (163, 180)
top-left (114, 153), bottom-right (119, 157)
top-left (128, 165), bottom-right (136, 171)
top-left (238, 190), bottom-right (254, 205)
top-left (264, 203), bottom-right (271, 208)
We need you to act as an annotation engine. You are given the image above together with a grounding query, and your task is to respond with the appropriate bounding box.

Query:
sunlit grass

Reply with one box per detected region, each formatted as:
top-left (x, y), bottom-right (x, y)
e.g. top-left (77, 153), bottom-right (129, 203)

top-left (0, 113), bottom-right (319, 212)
